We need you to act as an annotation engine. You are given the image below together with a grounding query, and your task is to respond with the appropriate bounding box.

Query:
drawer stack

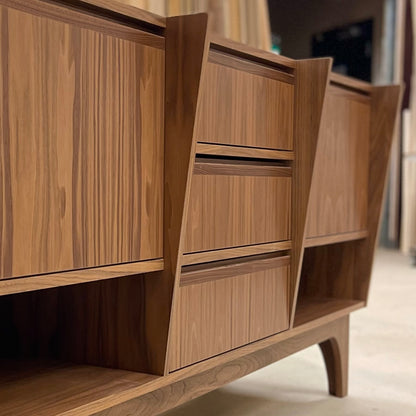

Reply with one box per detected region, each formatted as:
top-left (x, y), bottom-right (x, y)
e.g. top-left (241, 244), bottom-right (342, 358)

top-left (168, 43), bottom-right (296, 371)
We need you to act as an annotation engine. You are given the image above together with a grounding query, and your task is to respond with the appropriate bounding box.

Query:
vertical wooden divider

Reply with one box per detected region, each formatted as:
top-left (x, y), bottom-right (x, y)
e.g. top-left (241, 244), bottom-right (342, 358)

top-left (144, 13), bottom-right (211, 375)
top-left (353, 85), bottom-right (403, 303)
top-left (289, 58), bottom-right (332, 328)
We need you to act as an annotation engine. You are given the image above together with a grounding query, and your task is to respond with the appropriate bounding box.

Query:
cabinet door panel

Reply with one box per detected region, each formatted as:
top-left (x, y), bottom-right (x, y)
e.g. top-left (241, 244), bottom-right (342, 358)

top-left (0, 5), bottom-right (164, 279)
top-left (307, 85), bottom-right (369, 238)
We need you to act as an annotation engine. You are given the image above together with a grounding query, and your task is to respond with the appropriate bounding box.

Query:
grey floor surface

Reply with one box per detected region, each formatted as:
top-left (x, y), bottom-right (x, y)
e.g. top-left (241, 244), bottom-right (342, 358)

top-left (164, 249), bottom-right (416, 415)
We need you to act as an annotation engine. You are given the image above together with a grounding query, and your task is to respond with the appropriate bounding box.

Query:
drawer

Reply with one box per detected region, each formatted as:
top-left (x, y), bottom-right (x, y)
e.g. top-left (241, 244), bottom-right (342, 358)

top-left (306, 85), bottom-right (369, 238)
top-left (195, 51), bottom-right (294, 150)
top-left (184, 159), bottom-right (292, 253)
top-left (169, 255), bottom-right (290, 370)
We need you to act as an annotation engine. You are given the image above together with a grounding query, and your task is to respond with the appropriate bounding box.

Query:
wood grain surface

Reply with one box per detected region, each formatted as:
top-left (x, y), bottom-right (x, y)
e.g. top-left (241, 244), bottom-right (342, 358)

top-left (210, 35), bottom-right (296, 70)
top-left (304, 230), bottom-right (368, 248)
top-left (169, 264), bottom-right (289, 370)
top-left (307, 84), bottom-right (370, 239)
top-left (208, 49), bottom-right (294, 84)
top-left (330, 72), bottom-right (372, 94)
top-left (0, 0), bottom-right (165, 47)
top-left (298, 85), bottom-right (402, 305)
top-left (0, 316), bottom-right (351, 416)
top-left (184, 162), bottom-right (292, 253)
top-left (193, 159), bottom-right (292, 176)
top-left (182, 241), bottom-right (292, 266)
top-left (196, 143), bottom-right (294, 160)
top-left (195, 58), bottom-right (294, 150)
top-left (0, 273), bottom-right (154, 371)
top-left (353, 85), bottom-right (403, 302)
top-left (294, 297), bottom-right (364, 327)
top-left (0, 3), bottom-right (164, 280)
top-left (298, 242), bottom-right (359, 300)
top-left (180, 254), bottom-right (290, 286)
top-left (0, 361), bottom-right (158, 416)
top-left (146, 13), bottom-right (210, 375)
top-left (0, 1), bottom-right (396, 413)
top-left (319, 317), bottom-right (349, 397)
top-left (59, 0), bottom-right (167, 29)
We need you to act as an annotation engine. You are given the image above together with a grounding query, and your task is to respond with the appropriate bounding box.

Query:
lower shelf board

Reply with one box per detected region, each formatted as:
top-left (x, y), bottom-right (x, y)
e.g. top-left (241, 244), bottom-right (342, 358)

top-left (0, 360), bottom-right (159, 416)
top-left (0, 299), bottom-right (364, 415)
top-left (294, 297), bottom-right (365, 327)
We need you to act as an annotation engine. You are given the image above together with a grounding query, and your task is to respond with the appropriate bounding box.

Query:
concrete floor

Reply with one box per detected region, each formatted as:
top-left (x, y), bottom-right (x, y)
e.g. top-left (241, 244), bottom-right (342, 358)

top-left (165, 249), bottom-right (416, 415)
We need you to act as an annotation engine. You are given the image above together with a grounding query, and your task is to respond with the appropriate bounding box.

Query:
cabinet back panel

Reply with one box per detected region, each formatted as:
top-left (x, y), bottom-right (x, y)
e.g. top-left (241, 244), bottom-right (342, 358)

top-left (0, 5), bottom-right (164, 279)
top-left (306, 85), bottom-right (369, 238)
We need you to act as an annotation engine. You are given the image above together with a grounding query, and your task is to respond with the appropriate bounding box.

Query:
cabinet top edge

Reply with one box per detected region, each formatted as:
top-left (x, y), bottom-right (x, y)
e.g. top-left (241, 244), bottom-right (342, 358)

top-left (50, 0), bottom-right (167, 30)
top-left (210, 34), bottom-right (296, 71)
top-left (330, 72), bottom-right (372, 94)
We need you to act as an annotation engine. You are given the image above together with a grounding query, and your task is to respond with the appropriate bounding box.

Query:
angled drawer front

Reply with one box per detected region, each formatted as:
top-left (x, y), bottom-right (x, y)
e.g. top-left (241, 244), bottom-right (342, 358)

top-left (184, 159), bottom-right (292, 253)
top-left (195, 50), bottom-right (294, 150)
top-left (0, 4), bottom-right (164, 279)
top-left (307, 85), bottom-right (370, 238)
top-left (169, 255), bottom-right (290, 371)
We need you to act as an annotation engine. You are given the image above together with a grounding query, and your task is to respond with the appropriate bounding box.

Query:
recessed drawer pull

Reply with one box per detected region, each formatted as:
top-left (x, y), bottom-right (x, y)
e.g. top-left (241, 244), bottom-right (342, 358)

top-left (180, 254), bottom-right (290, 287)
top-left (193, 160), bottom-right (292, 177)
top-left (208, 49), bottom-right (295, 84)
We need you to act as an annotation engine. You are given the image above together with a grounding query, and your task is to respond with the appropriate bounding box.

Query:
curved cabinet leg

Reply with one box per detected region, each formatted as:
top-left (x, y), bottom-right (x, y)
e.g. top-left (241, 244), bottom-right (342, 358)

top-left (319, 316), bottom-right (349, 398)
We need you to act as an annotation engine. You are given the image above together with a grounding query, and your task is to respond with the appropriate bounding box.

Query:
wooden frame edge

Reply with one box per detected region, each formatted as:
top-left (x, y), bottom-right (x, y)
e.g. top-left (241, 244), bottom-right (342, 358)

top-left (159, 13), bottom-right (212, 375)
top-left (353, 84), bottom-right (404, 304)
top-left (289, 58), bottom-right (333, 328)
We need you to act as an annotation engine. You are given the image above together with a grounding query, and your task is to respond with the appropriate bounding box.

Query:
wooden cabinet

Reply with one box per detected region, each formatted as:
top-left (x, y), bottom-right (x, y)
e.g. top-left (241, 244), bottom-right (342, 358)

top-left (306, 84), bottom-right (370, 241)
top-left (0, 3), bottom-right (164, 279)
top-left (195, 50), bottom-right (294, 150)
top-left (0, 7), bottom-right (402, 415)
top-left (184, 159), bottom-right (292, 253)
top-left (169, 255), bottom-right (290, 370)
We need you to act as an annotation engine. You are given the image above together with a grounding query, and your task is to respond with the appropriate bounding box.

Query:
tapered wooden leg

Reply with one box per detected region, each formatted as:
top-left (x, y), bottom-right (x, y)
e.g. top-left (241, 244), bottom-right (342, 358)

top-left (319, 316), bottom-right (349, 398)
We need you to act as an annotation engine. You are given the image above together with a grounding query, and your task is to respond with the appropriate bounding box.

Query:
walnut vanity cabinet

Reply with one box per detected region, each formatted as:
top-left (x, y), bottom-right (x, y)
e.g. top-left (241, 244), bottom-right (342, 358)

top-left (0, 4), bottom-right (402, 416)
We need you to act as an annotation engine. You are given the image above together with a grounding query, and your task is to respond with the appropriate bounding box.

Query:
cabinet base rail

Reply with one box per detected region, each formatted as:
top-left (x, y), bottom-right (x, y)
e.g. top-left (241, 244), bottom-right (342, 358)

top-left (0, 315), bottom-right (349, 416)
top-left (96, 316), bottom-right (349, 416)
